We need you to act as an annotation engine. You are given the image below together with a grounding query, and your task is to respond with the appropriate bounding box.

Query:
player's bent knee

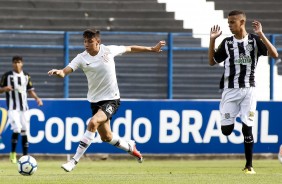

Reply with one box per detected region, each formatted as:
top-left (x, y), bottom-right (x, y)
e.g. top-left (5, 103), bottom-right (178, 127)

top-left (242, 123), bottom-right (252, 135)
top-left (221, 124), bottom-right (234, 136)
top-left (88, 119), bottom-right (99, 130)
top-left (100, 135), bottom-right (112, 142)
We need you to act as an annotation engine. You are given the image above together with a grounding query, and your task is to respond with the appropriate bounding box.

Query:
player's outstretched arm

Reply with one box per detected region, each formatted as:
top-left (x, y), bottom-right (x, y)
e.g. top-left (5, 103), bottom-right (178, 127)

top-left (48, 66), bottom-right (73, 78)
top-left (125, 40), bottom-right (166, 53)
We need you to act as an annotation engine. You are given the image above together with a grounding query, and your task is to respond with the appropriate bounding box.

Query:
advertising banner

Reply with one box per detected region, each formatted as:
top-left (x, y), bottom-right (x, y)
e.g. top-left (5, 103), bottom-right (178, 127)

top-left (0, 99), bottom-right (281, 154)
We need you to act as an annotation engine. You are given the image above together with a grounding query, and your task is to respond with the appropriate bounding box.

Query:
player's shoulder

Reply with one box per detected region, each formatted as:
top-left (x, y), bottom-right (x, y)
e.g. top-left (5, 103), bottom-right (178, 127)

top-left (23, 71), bottom-right (30, 76)
top-left (79, 50), bottom-right (88, 57)
top-left (223, 36), bottom-right (234, 43)
top-left (2, 71), bottom-right (13, 77)
top-left (103, 44), bottom-right (115, 51)
top-left (249, 33), bottom-right (259, 38)
top-left (248, 33), bottom-right (261, 41)
top-left (104, 44), bottom-right (125, 51)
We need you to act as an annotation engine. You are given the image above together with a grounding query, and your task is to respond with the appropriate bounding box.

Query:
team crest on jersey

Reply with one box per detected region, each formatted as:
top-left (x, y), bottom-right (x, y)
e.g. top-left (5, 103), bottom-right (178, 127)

top-left (101, 51), bottom-right (111, 63)
top-left (246, 44), bottom-right (253, 52)
top-left (105, 104), bottom-right (114, 115)
top-left (224, 113), bottom-right (230, 119)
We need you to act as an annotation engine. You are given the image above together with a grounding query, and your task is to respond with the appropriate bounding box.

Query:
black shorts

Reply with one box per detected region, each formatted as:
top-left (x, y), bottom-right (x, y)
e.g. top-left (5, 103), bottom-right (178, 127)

top-left (90, 99), bottom-right (120, 120)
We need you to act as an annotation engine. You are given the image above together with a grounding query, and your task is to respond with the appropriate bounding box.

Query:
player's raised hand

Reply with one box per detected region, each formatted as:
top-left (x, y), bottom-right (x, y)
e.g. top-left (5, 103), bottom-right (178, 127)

top-left (252, 20), bottom-right (263, 34)
top-left (152, 40), bottom-right (166, 53)
top-left (210, 25), bottom-right (222, 39)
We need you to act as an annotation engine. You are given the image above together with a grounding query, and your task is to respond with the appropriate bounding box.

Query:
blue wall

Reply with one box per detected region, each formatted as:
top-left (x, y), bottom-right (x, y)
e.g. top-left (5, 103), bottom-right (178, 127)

top-left (0, 99), bottom-right (281, 154)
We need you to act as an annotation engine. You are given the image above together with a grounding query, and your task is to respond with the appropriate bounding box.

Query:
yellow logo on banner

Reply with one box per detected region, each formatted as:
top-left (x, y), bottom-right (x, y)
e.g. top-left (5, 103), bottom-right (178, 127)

top-left (0, 107), bottom-right (8, 134)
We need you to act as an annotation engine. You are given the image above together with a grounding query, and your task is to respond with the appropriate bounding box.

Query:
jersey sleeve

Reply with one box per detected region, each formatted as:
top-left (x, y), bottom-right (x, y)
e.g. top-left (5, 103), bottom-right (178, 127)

top-left (254, 35), bottom-right (268, 57)
top-left (68, 54), bottom-right (82, 71)
top-left (107, 45), bottom-right (127, 57)
top-left (213, 39), bottom-right (228, 63)
top-left (0, 72), bottom-right (8, 87)
top-left (26, 73), bottom-right (34, 91)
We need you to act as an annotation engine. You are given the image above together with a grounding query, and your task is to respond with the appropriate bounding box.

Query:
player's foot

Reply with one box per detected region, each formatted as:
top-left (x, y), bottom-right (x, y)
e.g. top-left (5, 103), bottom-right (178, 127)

top-left (10, 152), bottom-right (17, 164)
top-left (242, 166), bottom-right (256, 174)
top-left (128, 140), bottom-right (143, 163)
top-left (278, 145), bottom-right (282, 163)
top-left (61, 158), bottom-right (78, 172)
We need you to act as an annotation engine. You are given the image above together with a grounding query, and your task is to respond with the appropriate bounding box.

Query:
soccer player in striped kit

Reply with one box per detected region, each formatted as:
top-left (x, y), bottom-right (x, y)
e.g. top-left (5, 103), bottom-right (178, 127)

top-left (208, 10), bottom-right (278, 174)
top-left (0, 56), bottom-right (43, 163)
top-left (48, 29), bottom-right (166, 172)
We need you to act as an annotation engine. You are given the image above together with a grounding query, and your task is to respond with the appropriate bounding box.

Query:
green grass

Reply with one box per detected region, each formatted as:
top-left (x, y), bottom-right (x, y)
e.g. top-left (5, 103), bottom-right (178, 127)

top-left (0, 159), bottom-right (282, 184)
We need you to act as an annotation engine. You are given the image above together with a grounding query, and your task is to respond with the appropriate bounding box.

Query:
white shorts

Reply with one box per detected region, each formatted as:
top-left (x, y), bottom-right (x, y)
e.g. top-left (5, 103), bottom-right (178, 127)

top-left (7, 110), bottom-right (29, 133)
top-left (220, 87), bottom-right (256, 127)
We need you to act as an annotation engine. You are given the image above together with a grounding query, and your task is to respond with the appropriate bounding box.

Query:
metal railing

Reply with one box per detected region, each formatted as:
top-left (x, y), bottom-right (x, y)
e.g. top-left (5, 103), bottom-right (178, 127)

top-left (0, 30), bottom-right (281, 99)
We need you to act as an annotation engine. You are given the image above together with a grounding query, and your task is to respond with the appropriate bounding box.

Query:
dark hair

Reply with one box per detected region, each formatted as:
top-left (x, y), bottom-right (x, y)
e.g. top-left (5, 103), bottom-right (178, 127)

top-left (228, 10), bottom-right (246, 18)
top-left (83, 29), bottom-right (100, 39)
top-left (12, 56), bottom-right (23, 62)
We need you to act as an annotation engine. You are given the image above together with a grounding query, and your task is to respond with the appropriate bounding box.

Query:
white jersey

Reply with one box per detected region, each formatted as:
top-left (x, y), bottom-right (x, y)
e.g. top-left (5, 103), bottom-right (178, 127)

top-left (68, 44), bottom-right (126, 102)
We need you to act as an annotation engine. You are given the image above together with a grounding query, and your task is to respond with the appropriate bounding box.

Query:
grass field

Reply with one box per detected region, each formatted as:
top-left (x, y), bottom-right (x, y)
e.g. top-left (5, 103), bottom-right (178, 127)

top-left (0, 158), bottom-right (282, 184)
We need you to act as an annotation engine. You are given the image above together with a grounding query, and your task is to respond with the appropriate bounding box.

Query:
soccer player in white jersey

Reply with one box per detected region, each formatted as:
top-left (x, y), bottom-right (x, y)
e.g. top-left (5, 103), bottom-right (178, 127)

top-left (208, 10), bottom-right (278, 174)
top-left (48, 29), bottom-right (166, 172)
top-left (0, 56), bottom-right (43, 163)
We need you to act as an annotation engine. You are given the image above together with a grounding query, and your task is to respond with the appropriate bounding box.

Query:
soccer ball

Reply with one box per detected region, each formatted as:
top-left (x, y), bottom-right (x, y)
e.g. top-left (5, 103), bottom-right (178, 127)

top-left (17, 155), bottom-right (38, 176)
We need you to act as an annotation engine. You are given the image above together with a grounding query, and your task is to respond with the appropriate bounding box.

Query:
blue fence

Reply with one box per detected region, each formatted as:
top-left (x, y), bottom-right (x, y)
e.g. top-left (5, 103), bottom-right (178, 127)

top-left (0, 30), bottom-right (281, 99)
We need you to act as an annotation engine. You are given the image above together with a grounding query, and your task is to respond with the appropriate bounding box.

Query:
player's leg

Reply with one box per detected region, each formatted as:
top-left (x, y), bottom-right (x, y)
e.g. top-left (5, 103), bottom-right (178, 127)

top-left (240, 87), bottom-right (256, 174)
top-left (21, 111), bottom-right (29, 155)
top-left (241, 123), bottom-right (255, 174)
top-left (98, 120), bottom-right (143, 163)
top-left (75, 109), bottom-right (108, 160)
top-left (8, 110), bottom-right (22, 163)
top-left (61, 105), bottom-right (108, 172)
top-left (220, 89), bottom-right (239, 135)
top-left (10, 132), bottom-right (19, 163)
top-left (98, 99), bottom-right (143, 162)
top-left (21, 130), bottom-right (28, 155)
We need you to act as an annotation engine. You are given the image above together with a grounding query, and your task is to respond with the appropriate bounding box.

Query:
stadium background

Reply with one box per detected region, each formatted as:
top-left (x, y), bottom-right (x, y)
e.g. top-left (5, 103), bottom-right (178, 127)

top-left (0, 0), bottom-right (282, 158)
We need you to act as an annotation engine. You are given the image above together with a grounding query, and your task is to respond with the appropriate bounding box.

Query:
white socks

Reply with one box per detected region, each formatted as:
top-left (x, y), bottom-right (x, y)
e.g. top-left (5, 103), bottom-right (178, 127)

top-left (73, 130), bottom-right (95, 162)
top-left (72, 132), bottom-right (130, 162)
top-left (108, 133), bottom-right (130, 152)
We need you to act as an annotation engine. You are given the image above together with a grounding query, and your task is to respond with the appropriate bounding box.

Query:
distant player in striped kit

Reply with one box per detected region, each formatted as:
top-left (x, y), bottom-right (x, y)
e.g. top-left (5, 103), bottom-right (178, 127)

top-left (0, 56), bottom-right (43, 163)
top-left (208, 10), bottom-right (278, 174)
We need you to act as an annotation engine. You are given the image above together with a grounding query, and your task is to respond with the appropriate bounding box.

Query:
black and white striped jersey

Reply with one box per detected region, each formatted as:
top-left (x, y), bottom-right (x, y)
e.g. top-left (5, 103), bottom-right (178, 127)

top-left (214, 33), bottom-right (268, 89)
top-left (0, 71), bottom-right (34, 111)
